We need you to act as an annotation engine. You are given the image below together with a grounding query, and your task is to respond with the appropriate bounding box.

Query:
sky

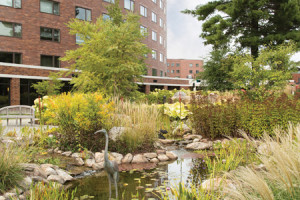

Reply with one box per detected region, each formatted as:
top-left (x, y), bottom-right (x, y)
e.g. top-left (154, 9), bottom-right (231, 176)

top-left (167, 0), bottom-right (300, 62)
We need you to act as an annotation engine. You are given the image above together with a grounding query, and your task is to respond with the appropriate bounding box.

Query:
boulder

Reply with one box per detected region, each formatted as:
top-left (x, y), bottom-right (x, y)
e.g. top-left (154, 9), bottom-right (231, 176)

top-left (143, 153), bottom-right (158, 159)
top-left (201, 177), bottom-right (235, 191)
top-left (21, 163), bottom-right (39, 172)
top-left (153, 141), bottom-right (165, 150)
top-left (54, 147), bottom-right (59, 153)
top-left (19, 176), bottom-right (32, 190)
top-left (47, 175), bottom-right (65, 184)
top-left (183, 134), bottom-right (203, 141)
top-left (156, 149), bottom-right (166, 154)
top-left (75, 158), bottom-right (84, 166)
top-left (132, 154), bottom-right (148, 163)
top-left (122, 153), bottom-right (133, 163)
top-left (41, 166), bottom-right (57, 177)
top-left (95, 152), bottom-right (104, 163)
top-left (4, 193), bottom-right (17, 199)
top-left (150, 158), bottom-right (159, 163)
top-left (92, 162), bottom-right (104, 170)
top-left (108, 127), bottom-right (127, 142)
top-left (85, 159), bottom-right (95, 168)
top-left (173, 124), bottom-right (192, 136)
top-left (33, 167), bottom-right (47, 179)
top-left (111, 152), bottom-right (123, 165)
top-left (31, 176), bottom-right (48, 184)
top-left (0, 196), bottom-right (5, 200)
top-left (193, 138), bottom-right (200, 143)
top-left (71, 153), bottom-right (81, 158)
top-left (166, 151), bottom-right (178, 160)
top-left (159, 139), bottom-right (176, 145)
top-left (62, 151), bottom-right (72, 157)
top-left (19, 195), bottom-right (26, 200)
top-left (157, 154), bottom-right (169, 162)
top-left (56, 169), bottom-right (73, 182)
top-left (186, 142), bottom-right (213, 150)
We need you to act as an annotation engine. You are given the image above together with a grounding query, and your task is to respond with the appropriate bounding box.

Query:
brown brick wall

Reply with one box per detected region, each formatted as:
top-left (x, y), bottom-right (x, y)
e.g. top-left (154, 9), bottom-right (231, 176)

top-left (10, 78), bottom-right (20, 105)
top-left (167, 59), bottom-right (204, 79)
top-left (0, 0), bottom-right (167, 74)
top-left (292, 73), bottom-right (300, 84)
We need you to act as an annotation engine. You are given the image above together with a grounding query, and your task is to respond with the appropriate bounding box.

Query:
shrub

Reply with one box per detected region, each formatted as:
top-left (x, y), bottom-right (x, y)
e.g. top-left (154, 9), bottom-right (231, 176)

top-left (161, 102), bottom-right (192, 120)
top-left (146, 89), bottom-right (177, 104)
top-left (44, 93), bottom-right (114, 151)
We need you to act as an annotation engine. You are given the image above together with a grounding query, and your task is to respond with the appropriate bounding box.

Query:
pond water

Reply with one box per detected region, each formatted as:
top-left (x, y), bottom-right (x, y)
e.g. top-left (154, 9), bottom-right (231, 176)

top-left (71, 149), bottom-right (210, 200)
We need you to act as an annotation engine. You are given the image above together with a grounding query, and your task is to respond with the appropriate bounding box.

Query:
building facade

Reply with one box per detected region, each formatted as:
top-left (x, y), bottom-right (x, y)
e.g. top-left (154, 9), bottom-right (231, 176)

top-left (167, 59), bottom-right (204, 79)
top-left (0, 0), bottom-right (190, 107)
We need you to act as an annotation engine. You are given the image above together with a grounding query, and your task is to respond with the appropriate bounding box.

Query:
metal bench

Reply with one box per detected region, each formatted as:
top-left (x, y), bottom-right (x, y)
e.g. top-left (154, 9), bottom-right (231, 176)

top-left (0, 105), bottom-right (35, 126)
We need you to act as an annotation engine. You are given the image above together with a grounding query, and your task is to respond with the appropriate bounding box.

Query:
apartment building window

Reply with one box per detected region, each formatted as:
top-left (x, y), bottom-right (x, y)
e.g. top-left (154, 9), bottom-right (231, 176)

top-left (196, 70), bottom-right (199, 74)
top-left (76, 7), bottom-right (91, 21)
top-left (103, 14), bottom-right (111, 21)
top-left (152, 31), bottom-right (157, 41)
top-left (160, 0), bottom-right (163, 9)
top-left (40, 0), bottom-right (59, 15)
top-left (140, 5), bottom-right (147, 17)
top-left (124, 0), bottom-right (134, 11)
top-left (189, 70), bottom-right (193, 74)
top-left (0, 0), bottom-right (21, 8)
top-left (160, 53), bottom-right (163, 62)
top-left (167, 63), bottom-right (170, 67)
top-left (152, 68), bottom-right (157, 76)
top-left (140, 25), bottom-right (147, 36)
top-left (159, 36), bottom-right (163, 44)
top-left (160, 71), bottom-right (163, 77)
top-left (0, 21), bottom-right (22, 38)
top-left (152, 0), bottom-right (156, 3)
top-left (189, 63), bottom-right (193, 67)
top-left (171, 63), bottom-right (174, 67)
top-left (152, 12), bottom-right (157, 23)
top-left (167, 69), bottom-right (169, 72)
top-left (103, 0), bottom-right (115, 3)
top-left (40, 27), bottom-right (60, 42)
top-left (196, 63), bottom-right (199, 67)
top-left (0, 52), bottom-right (21, 64)
top-left (171, 70), bottom-right (174, 73)
top-left (76, 34), bottom-right (84, 44)
top-left (176, 63), bottom-right (180, 67)
top-left (176, 70), bottom-right (180, 73)
top-left (152, 50), bottom-right (157, 59)
top-left (41, 55), bottom-right (60, 67)
top-left (159, 18), bottom-right (163, 27)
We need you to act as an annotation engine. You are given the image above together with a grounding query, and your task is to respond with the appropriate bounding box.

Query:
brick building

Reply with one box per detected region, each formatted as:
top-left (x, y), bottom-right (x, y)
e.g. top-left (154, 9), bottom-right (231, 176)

top-left (0, 0), bottom-right (192, 107)
top-left (167, 59), bottom-right (204, 79)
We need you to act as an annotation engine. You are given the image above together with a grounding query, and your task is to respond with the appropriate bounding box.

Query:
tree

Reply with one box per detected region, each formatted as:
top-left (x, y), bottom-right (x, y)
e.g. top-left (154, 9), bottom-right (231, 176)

top-left (62, 0), bottom-right (149, 97)
top-left (230, 43), bottom-right (297, 99)
top-left (184, 0), bottom-right (300, 57)
top-left (199, 48), bottom-right (234, 91)
top-left (31, 72), bottom-right (64, 96)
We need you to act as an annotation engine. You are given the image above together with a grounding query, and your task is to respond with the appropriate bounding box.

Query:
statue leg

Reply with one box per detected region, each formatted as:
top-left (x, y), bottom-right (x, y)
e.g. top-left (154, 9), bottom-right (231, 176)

top-left (107, 174), bottom-right (111, 200)
top-left (114, 173), bottom-right (118, 199)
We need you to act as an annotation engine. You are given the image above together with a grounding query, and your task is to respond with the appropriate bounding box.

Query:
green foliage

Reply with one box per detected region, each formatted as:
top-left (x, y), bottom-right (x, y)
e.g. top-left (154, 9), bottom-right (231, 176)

top-left (146, 89), bottom-right (176, 104)
top-left (161, 102), bottom-right (192, 120)
top-left (35, 157), bottom-right (60, 165)
top-left (184, 0), bottom-right (300, 57)
top-left (0, 145), bottom-right (26, 194)
top-left (43, 93), bottom-right (114, 152)
top-left (230, 43), bottom-right (297, 99)
top-left (200, 48), bottom-right (234, 91)
top-left (62, 0), bottom-right (149, 97)
top-left (31, 72), bottom-right (64, 96)
top-left (28, 182), bottom-right (76, 200)
top-left (191, 93), bottom-right (300, 139)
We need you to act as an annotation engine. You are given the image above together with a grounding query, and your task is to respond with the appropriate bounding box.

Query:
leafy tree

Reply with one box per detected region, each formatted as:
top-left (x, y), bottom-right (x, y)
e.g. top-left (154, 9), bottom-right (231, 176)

top-left (31, 72), bottom-right (64, 96)
top-left (230, 43), bottom-right (297, 99)
top-left (184, 0), bottom-right (300, 57)
top-left (199, 48), bottom-right (234, 91)
top-left (62, 0), bottom-right (149, 97)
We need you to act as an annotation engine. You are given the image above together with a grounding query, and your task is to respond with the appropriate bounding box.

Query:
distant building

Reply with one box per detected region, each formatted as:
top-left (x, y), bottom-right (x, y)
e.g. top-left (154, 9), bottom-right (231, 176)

top-left (167, 59), bottom-right (204, 79)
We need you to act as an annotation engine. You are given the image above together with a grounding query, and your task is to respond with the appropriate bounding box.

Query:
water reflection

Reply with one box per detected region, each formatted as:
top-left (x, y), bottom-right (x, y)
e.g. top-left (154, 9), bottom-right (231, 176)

top-left (71, 149), bottom-right (209, 200)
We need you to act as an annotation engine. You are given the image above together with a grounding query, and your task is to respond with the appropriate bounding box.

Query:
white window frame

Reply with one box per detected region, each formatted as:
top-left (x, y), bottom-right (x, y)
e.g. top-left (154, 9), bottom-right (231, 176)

top-left (159, 36), bottom-right (163, 44)
top-left (152, 12), bottom-right (157, 23)
top-left (140, 5), bottom-right (147, 17)
top-left (152, 31), bottom-right (157, 41)
top-left (152, 50), bottom-right (157, 60)
top-left (160, 53), bottom-right (163, 62)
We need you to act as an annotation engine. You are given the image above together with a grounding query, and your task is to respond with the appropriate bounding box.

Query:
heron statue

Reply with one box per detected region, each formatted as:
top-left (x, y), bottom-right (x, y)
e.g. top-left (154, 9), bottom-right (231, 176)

top-left (94, 129), bottom-right (119, 199)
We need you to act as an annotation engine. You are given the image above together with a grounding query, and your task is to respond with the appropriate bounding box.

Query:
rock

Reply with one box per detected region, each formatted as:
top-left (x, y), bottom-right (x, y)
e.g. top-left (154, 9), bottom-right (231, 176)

top-left (150, 158), bottom-right (159, 163)
top-left (4, 193), bottom-right (17, 199)
top-left (21, 163), bottom-right (39, 172)
top-left (173, 124), bottom-right (192, 136)
top-left (221, 139), bottom-right (230, 148)
top-left (85, 159), bottom-right (95, 167)
top-left (47, 175), bottom-right (65, 184)
top-left (33, 167), bottom-right (47, 179)
top-left (153, 141), bottom-right (165, 150)
top-left (254, 164), bottom-right (266, 171)
top-left (159, 139), bottom-right (176, 145)
top-left (47, 149), bottom-right (54, 153)
top-left (132, 154), bottom-right (148, 163)
top-left (62, 151), bottom-right (72, 157)
top-left (186, 142), bottom-right (213, 150)
top-left (19, 176), bottom-right (32, 190)
top-left (31, 176), bottom-right (48, 184)
top-left (183, 134), bottom-right (203, 141)
top-left (178, 140), bottom-right (193, 146)
top-left (71, 153), bottom-right (81, 158)
top-left (92, 162), bottom-right (104, 170)
top-left (156, 149), bottom-right (166, 154)
top-left (40, 166), bottom-right (57, 177)
top-left (143, 153), bottom-right (158, 159)
top-left (108, 127), bottom-right (127, 142)
top-left (54, 147), bottom-right (59, 153)
top-left (122, 153), bottom-right (133, 163)
top-left (75, 158), bottom-right (84, 166)
top-left (95, 152), bottom-right (104, 163)
top-left (201, 177), bottom-right (235, 191)
top-left (1, 139), bottom-right (14, 147)
top-left (166, 151), bottom-right (178, 160)
top-left (0, 196), bottom-right (5, 200)
top-left (111, 152), bottom-right (123, 164)
top-left (19, 195), bottom-right (26, 200)
top-left (56, 169), bottom-right (73, 182)
top-left (257, 143), bottom-right (269, 154)
top-left (193, 138), bottom-right (200, 143)
top-left (57, 150), bottom-right (62, 154)
top-left (157, 154), bottom-right (169, 162)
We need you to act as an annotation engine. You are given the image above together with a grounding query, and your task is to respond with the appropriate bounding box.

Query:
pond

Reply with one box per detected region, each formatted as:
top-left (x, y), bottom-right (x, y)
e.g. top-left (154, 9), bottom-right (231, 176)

top-left (71, 149), bottom-right (210, 200)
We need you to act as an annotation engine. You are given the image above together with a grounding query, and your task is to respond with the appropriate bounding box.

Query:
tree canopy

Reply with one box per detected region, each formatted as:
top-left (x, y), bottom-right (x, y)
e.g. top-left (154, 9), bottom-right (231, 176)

top-left (184, 0), bottom-right (300, 57)
top-left (62, 0), bottom-right (149, 97)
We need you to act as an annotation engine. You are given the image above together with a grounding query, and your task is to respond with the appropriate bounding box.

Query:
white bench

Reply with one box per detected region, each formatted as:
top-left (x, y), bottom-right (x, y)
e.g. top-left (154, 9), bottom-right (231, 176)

top-left (0, 105), bottom-right (35, 126)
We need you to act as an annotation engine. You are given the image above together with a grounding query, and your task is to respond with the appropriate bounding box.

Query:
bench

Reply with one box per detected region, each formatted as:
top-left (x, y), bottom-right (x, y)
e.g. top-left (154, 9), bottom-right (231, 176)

top-left (0, 105), bottom-right (35, 126)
